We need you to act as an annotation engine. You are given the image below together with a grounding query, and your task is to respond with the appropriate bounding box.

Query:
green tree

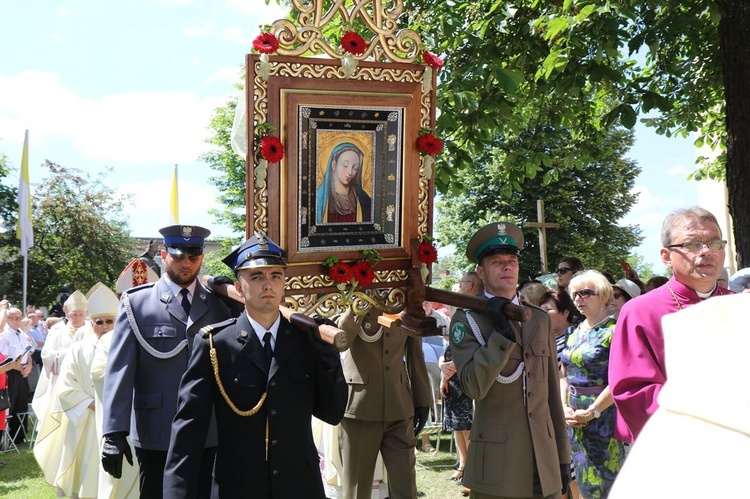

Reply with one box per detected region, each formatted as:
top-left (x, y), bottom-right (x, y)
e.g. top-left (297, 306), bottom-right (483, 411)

top-left (202, 90), bottom-right (247, 234)
top-left (436, 127), bottom-right (642, 280)
top-left (0, 161), bottom-right (136, 309)
top-left (409, 0), bottom-right (750, 266)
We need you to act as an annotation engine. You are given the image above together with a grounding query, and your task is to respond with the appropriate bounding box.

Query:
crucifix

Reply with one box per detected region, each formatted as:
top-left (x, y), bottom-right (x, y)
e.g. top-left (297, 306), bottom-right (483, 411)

top-left (523, 200), bottom-right (560, 273)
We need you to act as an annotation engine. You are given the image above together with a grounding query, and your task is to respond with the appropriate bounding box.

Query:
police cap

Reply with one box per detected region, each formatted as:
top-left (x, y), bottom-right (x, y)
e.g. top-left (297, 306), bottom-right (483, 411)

top-left (159, 225), bottom-right (210, 256)
top-left (222, 232), bottom-right (287, 273)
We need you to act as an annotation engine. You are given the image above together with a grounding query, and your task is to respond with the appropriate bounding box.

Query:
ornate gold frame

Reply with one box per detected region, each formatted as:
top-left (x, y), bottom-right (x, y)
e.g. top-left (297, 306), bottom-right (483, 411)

top-left (245, 1), bottom-right (436, 314)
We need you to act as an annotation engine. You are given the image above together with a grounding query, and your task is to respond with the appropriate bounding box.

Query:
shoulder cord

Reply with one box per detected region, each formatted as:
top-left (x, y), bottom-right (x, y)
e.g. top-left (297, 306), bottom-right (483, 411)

top-left (208, 333), bottom-right (266, 417)
top-left (357, 324), bottom-right (383, 343)
top-left (464, 310), bottom-right (524, 384)
top-left (123, 293), bottom-right (187, 360)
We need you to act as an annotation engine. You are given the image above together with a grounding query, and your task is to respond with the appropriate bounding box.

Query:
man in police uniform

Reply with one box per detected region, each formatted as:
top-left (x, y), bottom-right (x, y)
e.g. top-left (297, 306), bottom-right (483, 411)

top-left (449, 222), bottom-right (570, 499)
top-left (101, 225), bottom-right (233, 499)
top-left (163, 233), bottom-right (347, 499)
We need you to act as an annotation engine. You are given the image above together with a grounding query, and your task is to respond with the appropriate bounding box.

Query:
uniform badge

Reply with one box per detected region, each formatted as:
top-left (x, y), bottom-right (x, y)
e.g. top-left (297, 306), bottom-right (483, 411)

top-left (182, 226), bottom-right (193, 238)
top-left (451, 322), bottom-right (466, 345)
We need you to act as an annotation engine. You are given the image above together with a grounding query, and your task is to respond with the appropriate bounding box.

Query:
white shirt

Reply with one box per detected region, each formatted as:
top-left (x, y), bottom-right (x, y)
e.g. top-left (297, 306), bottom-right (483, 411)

top-left (247, 313), bottom-right (281, 352)
top-left (0, 325), bottom-right (33, 362)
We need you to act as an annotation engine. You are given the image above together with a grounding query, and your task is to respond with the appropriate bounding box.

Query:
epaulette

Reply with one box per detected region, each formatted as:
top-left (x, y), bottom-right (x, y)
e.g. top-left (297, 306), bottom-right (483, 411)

top-left (123, 282), bottom-right (156, 295)
top-left (201, 317), bottom-right (238, 339)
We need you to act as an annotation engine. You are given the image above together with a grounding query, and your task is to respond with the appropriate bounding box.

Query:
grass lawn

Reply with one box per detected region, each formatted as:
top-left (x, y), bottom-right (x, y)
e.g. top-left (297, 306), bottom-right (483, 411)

top-left (0, 445), bottom-right (56, 499)
top-left (0, 433), bottom-right (463, 498)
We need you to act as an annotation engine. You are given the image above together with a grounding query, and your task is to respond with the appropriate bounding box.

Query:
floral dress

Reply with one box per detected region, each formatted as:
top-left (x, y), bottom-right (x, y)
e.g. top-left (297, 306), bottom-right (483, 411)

top-left (560, 318), bottom-right (625, 498)
top-left (441, 346), bottom-right (473, 431)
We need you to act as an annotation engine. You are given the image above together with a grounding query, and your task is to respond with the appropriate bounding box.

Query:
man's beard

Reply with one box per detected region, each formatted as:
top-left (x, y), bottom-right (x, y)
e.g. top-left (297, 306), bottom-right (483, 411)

top-left (166, 266), bottom-right (199, 286)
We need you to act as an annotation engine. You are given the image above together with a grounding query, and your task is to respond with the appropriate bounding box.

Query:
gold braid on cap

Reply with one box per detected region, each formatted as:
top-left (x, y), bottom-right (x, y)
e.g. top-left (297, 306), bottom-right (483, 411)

top-left (209, 333), bottom-right (266, 417)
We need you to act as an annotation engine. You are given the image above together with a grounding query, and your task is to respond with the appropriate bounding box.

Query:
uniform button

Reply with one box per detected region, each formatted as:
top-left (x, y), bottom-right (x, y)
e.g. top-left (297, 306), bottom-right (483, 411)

top-left (272, 439), bottom-right (278, 446)
top-left (528, 392), bottom-right (532, 398)
top-left (385, 332), bottom-right (390, 337)
top-left (385, 366), bottom-right (390, 371)
top-left (528, 412), bottom-right (533, 417)
top-left (270, 409), bottom-right (277, 416)
top-left (384, 349), bottom-right (389, 354)
top-left (272, 469), bottom-right (279, 476)
top-left (478, 433), bottom-right (484, 438)
top-left (233, 378), bottom-right (239, 384)
top-left (500, 345), bottom-right (506, 351)
top-left (270, 380), bottom-right (276, 387)
top-left (525, 353), bottom-right (530, 358)
top-left (240, 331), bottom-right (248, 337)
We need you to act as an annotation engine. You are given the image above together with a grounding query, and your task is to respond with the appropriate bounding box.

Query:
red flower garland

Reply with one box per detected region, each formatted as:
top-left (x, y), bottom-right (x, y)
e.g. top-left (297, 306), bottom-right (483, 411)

top-left (417, 241), bottom-right (438, 265)
top-left (351, 260), bottom-right (376, 287)
top-left (341, 31), bottom-right (367, 56)
top-left (329, 261), bottom-right (353, 284)
top-left (416, 133), bottom-right (443, 155)
top-left (260, 136), bottom-right (285, 163)
top-left (253, 32), bottom-right (280, 54)
top-left (423, 50), bottom-right (443, 70)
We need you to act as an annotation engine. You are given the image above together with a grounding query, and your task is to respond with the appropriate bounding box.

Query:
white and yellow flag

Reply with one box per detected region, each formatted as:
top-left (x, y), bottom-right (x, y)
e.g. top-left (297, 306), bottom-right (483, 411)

top-left (169, 164), bottom-right (179, 225)
top-left (17, 130), bottom-right (33, 256)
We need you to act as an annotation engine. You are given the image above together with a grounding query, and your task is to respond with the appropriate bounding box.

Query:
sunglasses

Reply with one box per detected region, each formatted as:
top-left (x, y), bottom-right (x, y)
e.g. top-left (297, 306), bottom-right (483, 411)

top-left (94, 318), bottom-right (115, 326)
top-left (556, 267), bottom-right (572, 275)
top-left (572, 289), bottom-right (598, 299)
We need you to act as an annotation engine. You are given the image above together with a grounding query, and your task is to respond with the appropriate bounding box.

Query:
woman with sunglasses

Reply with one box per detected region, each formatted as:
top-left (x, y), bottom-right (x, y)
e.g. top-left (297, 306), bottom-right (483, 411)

top-left (560, 270), bottom-right (625, 498)
top-left (555, 257), bottom-right (584, 291)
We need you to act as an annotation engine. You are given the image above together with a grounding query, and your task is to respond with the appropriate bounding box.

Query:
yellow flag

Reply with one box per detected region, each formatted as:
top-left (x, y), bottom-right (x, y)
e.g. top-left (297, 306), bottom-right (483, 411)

top-left (169, 164), bottom-right (179, 224)
top-left (17, 130), bottom-right (33, 256)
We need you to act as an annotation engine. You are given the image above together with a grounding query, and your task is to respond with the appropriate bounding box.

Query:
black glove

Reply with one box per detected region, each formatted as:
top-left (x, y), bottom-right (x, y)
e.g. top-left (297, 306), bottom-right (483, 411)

top-left (312, 314), bottom-right (337, 328)
top-left (413, 406), bottom-right (430, 437)
top-left (485, 296), bottom-right (515, 342)
top-left (101, 432), bottom-right (133, 479)
top-left (560, 464), bottom-right (571, 495)
top-left (211, 275), bottom-right (235, 286)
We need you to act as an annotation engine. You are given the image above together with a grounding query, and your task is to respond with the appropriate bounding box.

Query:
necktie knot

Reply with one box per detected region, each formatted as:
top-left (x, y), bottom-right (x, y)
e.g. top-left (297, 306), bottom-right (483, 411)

top-left (180, 288), bottom-right (191, 316)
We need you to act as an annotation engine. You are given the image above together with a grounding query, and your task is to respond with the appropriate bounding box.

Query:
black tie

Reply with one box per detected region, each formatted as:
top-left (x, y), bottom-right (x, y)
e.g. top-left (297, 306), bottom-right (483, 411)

top-left (263, 332), bottom-right (273, 368)
top-left (179, 288), bottom-right (191, 316)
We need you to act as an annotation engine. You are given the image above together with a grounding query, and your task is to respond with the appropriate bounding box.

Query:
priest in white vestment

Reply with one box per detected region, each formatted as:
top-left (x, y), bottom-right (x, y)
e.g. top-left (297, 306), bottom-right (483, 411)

top-left (32, 290), bottom-right (92, 421)
top-left (34, 284), bottom-right (117, 498)
top-left (91, 296), bottom-right (139, 499)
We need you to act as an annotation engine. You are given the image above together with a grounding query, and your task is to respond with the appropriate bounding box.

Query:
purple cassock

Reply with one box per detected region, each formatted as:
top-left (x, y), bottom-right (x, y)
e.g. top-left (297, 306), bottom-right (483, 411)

top-left (609, 277), bottom-right (732, 443)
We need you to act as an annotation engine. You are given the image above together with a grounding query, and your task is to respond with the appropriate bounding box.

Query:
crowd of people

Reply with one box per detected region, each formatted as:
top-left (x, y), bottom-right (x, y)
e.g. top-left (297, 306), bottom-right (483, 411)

top-left (2, 205), bottom-right (748, 499)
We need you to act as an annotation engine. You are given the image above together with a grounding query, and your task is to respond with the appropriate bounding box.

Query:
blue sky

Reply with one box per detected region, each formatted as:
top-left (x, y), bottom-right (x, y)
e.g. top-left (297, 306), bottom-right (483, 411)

top-left (0, 1), bottom-right (699, 273)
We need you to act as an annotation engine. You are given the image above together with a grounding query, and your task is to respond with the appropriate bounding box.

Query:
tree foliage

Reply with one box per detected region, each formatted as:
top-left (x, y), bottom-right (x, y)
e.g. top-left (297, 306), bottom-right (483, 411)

top-left (436, 127), bottom-right (642, 280)
top-left (201, 95), bottom-right (247, 235)
top-left (408, 0), bottom-right (750, 266)
top-left (0, 161), bottom-right (136, 309)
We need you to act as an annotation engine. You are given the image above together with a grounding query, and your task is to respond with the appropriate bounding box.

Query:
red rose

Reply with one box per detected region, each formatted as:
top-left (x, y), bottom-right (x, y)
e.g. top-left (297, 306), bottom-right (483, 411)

top-left (329, 261), bottom-right (353, 284)
top-left (417, 241), bottom-right (438, 264)
top-left (416, 133), bottom-right (443, 155)
top-left (260, 136), bottom-right (285, 163)
top-left (423, 50), bottom-right (443, 70)
top-left (351, 260), bottom-right (376, 287)
top-left (253, 32), bottom-right (280, 54)
top-left (341, 31), bottom-right (367, 56)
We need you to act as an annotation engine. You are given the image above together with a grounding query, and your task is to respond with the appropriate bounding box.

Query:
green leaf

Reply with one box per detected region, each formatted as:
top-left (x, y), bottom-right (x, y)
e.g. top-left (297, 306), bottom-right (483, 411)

top-left (619, 104), bottom-right (637, 129)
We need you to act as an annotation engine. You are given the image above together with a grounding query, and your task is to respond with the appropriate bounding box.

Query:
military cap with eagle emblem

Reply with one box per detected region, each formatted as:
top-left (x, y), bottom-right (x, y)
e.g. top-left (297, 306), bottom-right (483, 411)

top-left (466, 221), bottom-right (525, 263)
top-left (222, 231), bottom-right (287, 273)
top-left (158, 224), bottom-right (211, 256)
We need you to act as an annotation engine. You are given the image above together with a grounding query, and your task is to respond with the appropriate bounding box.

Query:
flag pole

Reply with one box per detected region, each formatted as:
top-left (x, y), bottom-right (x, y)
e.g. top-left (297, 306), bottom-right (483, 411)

top-left (169, 164), bottom-right (179, 225)
top-left (17, 130), bottom-right (34, 312)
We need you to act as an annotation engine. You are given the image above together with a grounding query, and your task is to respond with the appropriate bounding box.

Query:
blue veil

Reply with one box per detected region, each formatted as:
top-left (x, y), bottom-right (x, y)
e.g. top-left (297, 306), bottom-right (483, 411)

top-left (316, 142), bottom-right (364, 223)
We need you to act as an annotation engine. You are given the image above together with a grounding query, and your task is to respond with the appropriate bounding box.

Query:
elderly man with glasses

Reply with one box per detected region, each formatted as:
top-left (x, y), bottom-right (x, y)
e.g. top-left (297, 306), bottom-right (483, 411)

top-left (609, 206), bottom-right (732, 444)
top-left (0, 305), bottom-right (34, 443)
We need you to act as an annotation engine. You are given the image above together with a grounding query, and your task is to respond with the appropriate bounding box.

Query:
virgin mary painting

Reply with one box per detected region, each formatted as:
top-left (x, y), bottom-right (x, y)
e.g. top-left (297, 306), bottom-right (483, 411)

top-left (316, 142), bottom-right (372, 224)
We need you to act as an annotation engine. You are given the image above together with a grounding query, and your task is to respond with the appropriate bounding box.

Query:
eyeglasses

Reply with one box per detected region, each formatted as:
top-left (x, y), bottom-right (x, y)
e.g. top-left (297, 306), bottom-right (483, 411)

top-left (613, 292), bottom-right (624, 300)
top-left (572, 289), bottom-right (598, 299)
top-left (556, 267), bottom-right (572, 275)
top-left (667, 240), bottom-right (727, 252)
top-left (94, 319), bottom-right (115, 326)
